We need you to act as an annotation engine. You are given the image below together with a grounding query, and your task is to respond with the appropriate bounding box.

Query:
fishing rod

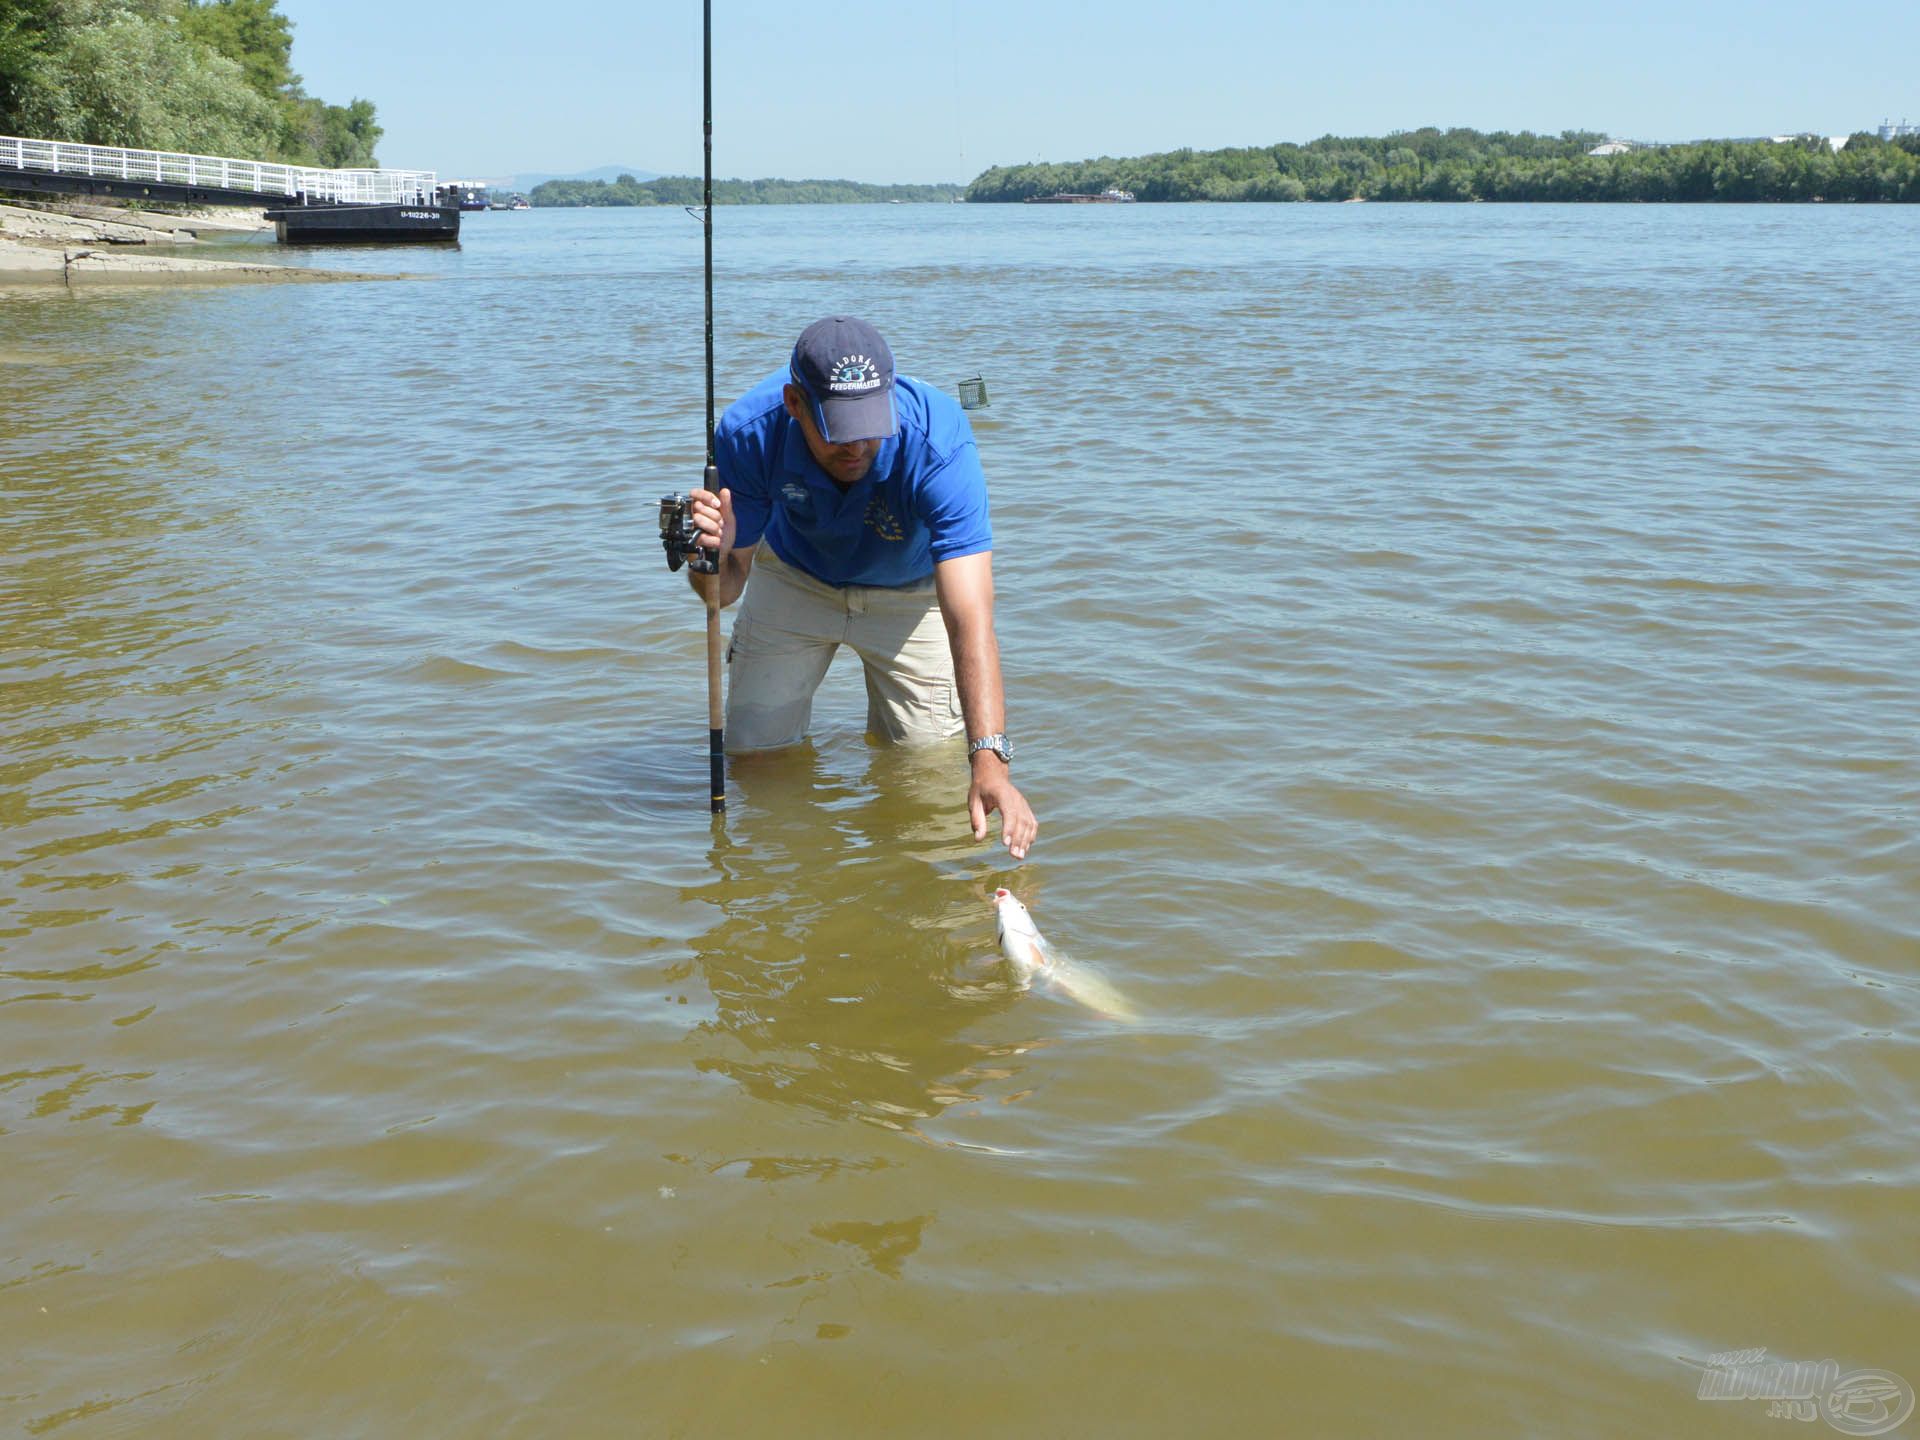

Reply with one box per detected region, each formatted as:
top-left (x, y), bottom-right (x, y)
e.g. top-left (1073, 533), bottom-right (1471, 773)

top-left (699, 0), bottom-right (723, 816)
top-left (658, 0), bottom-right (724, 815)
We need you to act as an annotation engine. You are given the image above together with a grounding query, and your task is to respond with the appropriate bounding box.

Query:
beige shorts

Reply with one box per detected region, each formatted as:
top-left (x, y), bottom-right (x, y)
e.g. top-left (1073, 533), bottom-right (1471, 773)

top-left (725, 545), bottom-right (963, 752)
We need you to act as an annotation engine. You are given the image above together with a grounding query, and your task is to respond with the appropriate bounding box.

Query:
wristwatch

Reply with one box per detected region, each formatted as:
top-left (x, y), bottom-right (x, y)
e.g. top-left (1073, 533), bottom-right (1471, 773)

top-left (968, 733), bottom-right (1013, 765)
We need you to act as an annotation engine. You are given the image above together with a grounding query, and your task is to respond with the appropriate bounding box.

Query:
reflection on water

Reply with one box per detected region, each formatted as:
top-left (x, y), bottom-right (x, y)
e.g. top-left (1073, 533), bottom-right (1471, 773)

top-left (809, 1214), bottom-right (933, 1279)
top-left (684, 744), bottom-right (1051, 1144)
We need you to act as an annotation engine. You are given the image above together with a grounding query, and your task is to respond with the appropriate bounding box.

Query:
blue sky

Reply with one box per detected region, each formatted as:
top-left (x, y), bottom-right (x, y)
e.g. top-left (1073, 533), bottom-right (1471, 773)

top-left (279, 0), bottom-right (1919, 183)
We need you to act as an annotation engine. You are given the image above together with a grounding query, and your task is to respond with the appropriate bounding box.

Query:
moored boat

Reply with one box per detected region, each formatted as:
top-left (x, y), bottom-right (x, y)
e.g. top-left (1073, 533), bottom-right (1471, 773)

top-left (436, 181), bottom-right (491, 211)
top-left (1024, 188), bottom-right (1136, 204)
top-left (264, 200), bottom-right (459, 243)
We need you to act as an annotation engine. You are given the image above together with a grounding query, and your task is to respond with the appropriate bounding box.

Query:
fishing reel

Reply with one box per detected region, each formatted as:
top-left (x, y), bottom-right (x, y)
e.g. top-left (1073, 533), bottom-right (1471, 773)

top-left (658, 492), bottom-right (717, 575)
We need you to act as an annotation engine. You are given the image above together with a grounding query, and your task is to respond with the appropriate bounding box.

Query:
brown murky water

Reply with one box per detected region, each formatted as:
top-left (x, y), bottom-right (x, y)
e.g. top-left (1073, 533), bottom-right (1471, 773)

top-left (3, 205), bottom-right (1917, 1437)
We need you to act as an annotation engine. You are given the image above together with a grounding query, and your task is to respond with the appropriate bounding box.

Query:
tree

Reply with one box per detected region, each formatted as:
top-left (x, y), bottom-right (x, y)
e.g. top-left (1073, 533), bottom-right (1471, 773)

top-left (0, 0), bottom-right (61, 127)
top-left (1244, 172), bottom-right (1305, 201)
top-left (15, 7), bottom-right (278, 156)
top-left (957, 128), bottom-right (1917, 205)
top-left (179, 0), bottom-right (293, 99)
top-left (2, 0), bottom-right (380, 166)
top-left (316, 97), bottom-right (379, 167)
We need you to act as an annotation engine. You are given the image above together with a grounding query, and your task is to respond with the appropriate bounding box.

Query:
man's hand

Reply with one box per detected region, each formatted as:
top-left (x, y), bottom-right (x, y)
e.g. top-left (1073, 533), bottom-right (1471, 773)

top-left (686, 486), bottom-right (735, 607)
top-left (969, 756), bottom-right (1036, 860)
top-left (689, 485), bottom-right (734, 563)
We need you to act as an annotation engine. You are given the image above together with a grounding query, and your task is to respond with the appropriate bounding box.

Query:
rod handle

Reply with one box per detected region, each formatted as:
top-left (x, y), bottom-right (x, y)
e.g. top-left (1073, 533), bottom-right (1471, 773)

top-left (706, 599), bottom-right (725, 813)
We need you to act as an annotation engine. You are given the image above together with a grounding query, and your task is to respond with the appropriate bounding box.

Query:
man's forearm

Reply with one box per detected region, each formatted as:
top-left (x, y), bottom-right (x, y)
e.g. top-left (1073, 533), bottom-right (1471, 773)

top-left (948, 617), bottom-right (1005, 743)
top-left (933, 551), bottom-right (1035, 855)
top-left (934, 552), bottom-right (1006, 743)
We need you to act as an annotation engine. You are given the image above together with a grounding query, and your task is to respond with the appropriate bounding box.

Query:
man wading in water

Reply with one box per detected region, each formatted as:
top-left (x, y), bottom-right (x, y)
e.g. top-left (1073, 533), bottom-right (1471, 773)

top-left (685, 316), bottom-right (1038, 859)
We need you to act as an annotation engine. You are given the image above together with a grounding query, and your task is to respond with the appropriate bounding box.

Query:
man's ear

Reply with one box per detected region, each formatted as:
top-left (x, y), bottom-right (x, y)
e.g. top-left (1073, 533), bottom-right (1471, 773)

top-left (781, 384), bottom-right (807, 423)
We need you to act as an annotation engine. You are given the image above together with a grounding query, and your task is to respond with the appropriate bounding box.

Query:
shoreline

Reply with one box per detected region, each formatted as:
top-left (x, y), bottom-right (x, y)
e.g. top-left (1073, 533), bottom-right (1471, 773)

top-left (0, 197), bottom-right (401, 287)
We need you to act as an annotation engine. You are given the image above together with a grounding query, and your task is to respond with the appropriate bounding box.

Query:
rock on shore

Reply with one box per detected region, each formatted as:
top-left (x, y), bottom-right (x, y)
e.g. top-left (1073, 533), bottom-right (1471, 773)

top-left (0, 199), bottom-right (398, 287)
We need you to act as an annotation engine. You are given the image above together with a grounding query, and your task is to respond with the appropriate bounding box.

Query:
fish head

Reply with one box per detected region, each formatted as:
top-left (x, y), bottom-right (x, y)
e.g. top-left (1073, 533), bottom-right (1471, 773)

top-left (992, 888), bottom-right (1034, 938)
top-left (992, 889), bottom-right (1049, 987)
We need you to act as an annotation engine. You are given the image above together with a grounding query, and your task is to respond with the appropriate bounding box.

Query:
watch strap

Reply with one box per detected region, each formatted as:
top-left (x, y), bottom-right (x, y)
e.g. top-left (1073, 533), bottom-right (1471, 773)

top-left (968, 733), bottom-right (1013, 763)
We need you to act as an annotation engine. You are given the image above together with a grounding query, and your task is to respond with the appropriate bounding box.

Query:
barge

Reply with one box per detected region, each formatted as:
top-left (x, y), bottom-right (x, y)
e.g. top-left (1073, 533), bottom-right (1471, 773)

top-left (1024, 188), bottom-right (1136, 204)
top-left (265, 200), bottom-right (460, 244)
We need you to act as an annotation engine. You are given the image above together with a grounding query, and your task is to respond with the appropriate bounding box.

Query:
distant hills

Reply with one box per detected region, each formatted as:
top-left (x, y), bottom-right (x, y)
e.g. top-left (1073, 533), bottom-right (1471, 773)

top-left (530, 175), bottom-right (965, 206)
top-left (503, 164), bottom-right (659, 192)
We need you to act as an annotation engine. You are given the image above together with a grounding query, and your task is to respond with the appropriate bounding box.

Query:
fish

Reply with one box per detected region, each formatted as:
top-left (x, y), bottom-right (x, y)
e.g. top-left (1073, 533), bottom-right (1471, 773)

top-left (992, 888), bottom-right (1137, 1023)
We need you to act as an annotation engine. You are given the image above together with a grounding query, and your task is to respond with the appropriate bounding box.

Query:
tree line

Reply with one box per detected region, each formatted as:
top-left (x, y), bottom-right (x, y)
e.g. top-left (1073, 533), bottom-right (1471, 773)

top-left (531, 175), bottom-right (964, 206)
top-left (965, 128), bottom-right (1920, 203)
top-left (0, 0), bottom-right (380, 168)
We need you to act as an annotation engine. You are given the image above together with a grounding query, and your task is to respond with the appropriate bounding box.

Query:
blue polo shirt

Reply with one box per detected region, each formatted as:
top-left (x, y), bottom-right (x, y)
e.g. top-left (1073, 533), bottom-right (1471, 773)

top-left (714, 371), bottom-right (991, 588)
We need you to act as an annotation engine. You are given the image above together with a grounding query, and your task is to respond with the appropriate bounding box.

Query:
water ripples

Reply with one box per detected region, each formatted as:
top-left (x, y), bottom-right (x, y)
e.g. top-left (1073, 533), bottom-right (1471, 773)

top-left (4, 204), bottom-right (1918, 1435)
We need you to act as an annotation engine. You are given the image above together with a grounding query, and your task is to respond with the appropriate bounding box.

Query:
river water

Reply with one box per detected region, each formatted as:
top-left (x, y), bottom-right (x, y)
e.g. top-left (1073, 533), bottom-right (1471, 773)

top-left (3, 203), bottom-right (1917, 1437)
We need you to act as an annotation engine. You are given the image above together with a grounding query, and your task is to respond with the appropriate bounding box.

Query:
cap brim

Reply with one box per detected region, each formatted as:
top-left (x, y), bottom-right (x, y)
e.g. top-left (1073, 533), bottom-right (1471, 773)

top-left (812, 388), bottom-right (897, 443)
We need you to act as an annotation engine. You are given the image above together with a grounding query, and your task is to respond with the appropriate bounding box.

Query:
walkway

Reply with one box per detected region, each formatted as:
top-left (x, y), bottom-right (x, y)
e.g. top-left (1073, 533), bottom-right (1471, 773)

top-left (0, 134), bottom-right (436, 209)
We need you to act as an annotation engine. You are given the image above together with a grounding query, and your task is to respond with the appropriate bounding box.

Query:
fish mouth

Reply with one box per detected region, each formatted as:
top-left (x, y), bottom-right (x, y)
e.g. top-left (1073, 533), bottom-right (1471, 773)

top-left (993, 888), bottom-right (1011, 901)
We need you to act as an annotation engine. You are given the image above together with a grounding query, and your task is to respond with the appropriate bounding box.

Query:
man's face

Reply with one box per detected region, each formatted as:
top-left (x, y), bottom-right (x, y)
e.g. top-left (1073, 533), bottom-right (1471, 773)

top-left (784, 384), bottom-right (882, 485)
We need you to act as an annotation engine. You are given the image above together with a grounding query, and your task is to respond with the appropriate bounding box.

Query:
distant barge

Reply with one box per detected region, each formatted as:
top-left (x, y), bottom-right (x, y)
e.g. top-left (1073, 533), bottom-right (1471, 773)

top-left (439, 181), bottom-right (492, 211)
top-left (1025, 188), bottom-right (1136, 204)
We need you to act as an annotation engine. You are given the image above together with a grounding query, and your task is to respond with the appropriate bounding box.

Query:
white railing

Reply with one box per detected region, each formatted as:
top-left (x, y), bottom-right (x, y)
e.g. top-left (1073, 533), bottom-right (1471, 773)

top-left (0, 134), bottom-right (435, 205)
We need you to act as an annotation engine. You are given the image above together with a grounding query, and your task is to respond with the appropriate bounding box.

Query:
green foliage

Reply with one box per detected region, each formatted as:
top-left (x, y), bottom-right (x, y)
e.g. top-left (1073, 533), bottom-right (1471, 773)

top-left (313, 96), bottom-right (379, 168)
top-left (531, 176), bottom-right (965, 207)
top-left (0, 0), bottom-right (62, 121)
top-left (180, 0), bottom-right (380, 166)
top-left (179, 0), bottom-right (292, 97)
top-left (12, 5), bottom-right (277, 155)
top-left (0, 0), bottom-right (381, 168)
top-left (965, 127), bottom-right (1920, 204)
top-left (966, 128), bottom-right (1610, 202)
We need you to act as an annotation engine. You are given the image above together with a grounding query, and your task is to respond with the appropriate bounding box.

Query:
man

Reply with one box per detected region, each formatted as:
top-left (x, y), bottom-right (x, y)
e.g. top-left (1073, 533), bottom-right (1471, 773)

top-left (685, 316), bottom-right (1037, 860)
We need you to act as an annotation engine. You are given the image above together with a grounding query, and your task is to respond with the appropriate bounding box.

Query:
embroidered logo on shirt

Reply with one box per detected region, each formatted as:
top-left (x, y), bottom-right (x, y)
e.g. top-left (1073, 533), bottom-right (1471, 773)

top-left (864, 495), bottom-right (904, 541)
top-left (780, 482), bottom-right (809, 505)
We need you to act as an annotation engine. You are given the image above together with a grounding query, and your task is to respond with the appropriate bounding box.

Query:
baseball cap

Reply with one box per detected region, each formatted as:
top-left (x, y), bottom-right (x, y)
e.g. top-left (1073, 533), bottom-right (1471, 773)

top-left (788, 316), bottom-right (897, 443)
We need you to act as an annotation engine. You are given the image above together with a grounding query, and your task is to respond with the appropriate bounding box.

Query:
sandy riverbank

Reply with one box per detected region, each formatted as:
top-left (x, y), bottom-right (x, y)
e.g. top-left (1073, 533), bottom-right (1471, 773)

top-left (0, 198), bottom-right (399, 287)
